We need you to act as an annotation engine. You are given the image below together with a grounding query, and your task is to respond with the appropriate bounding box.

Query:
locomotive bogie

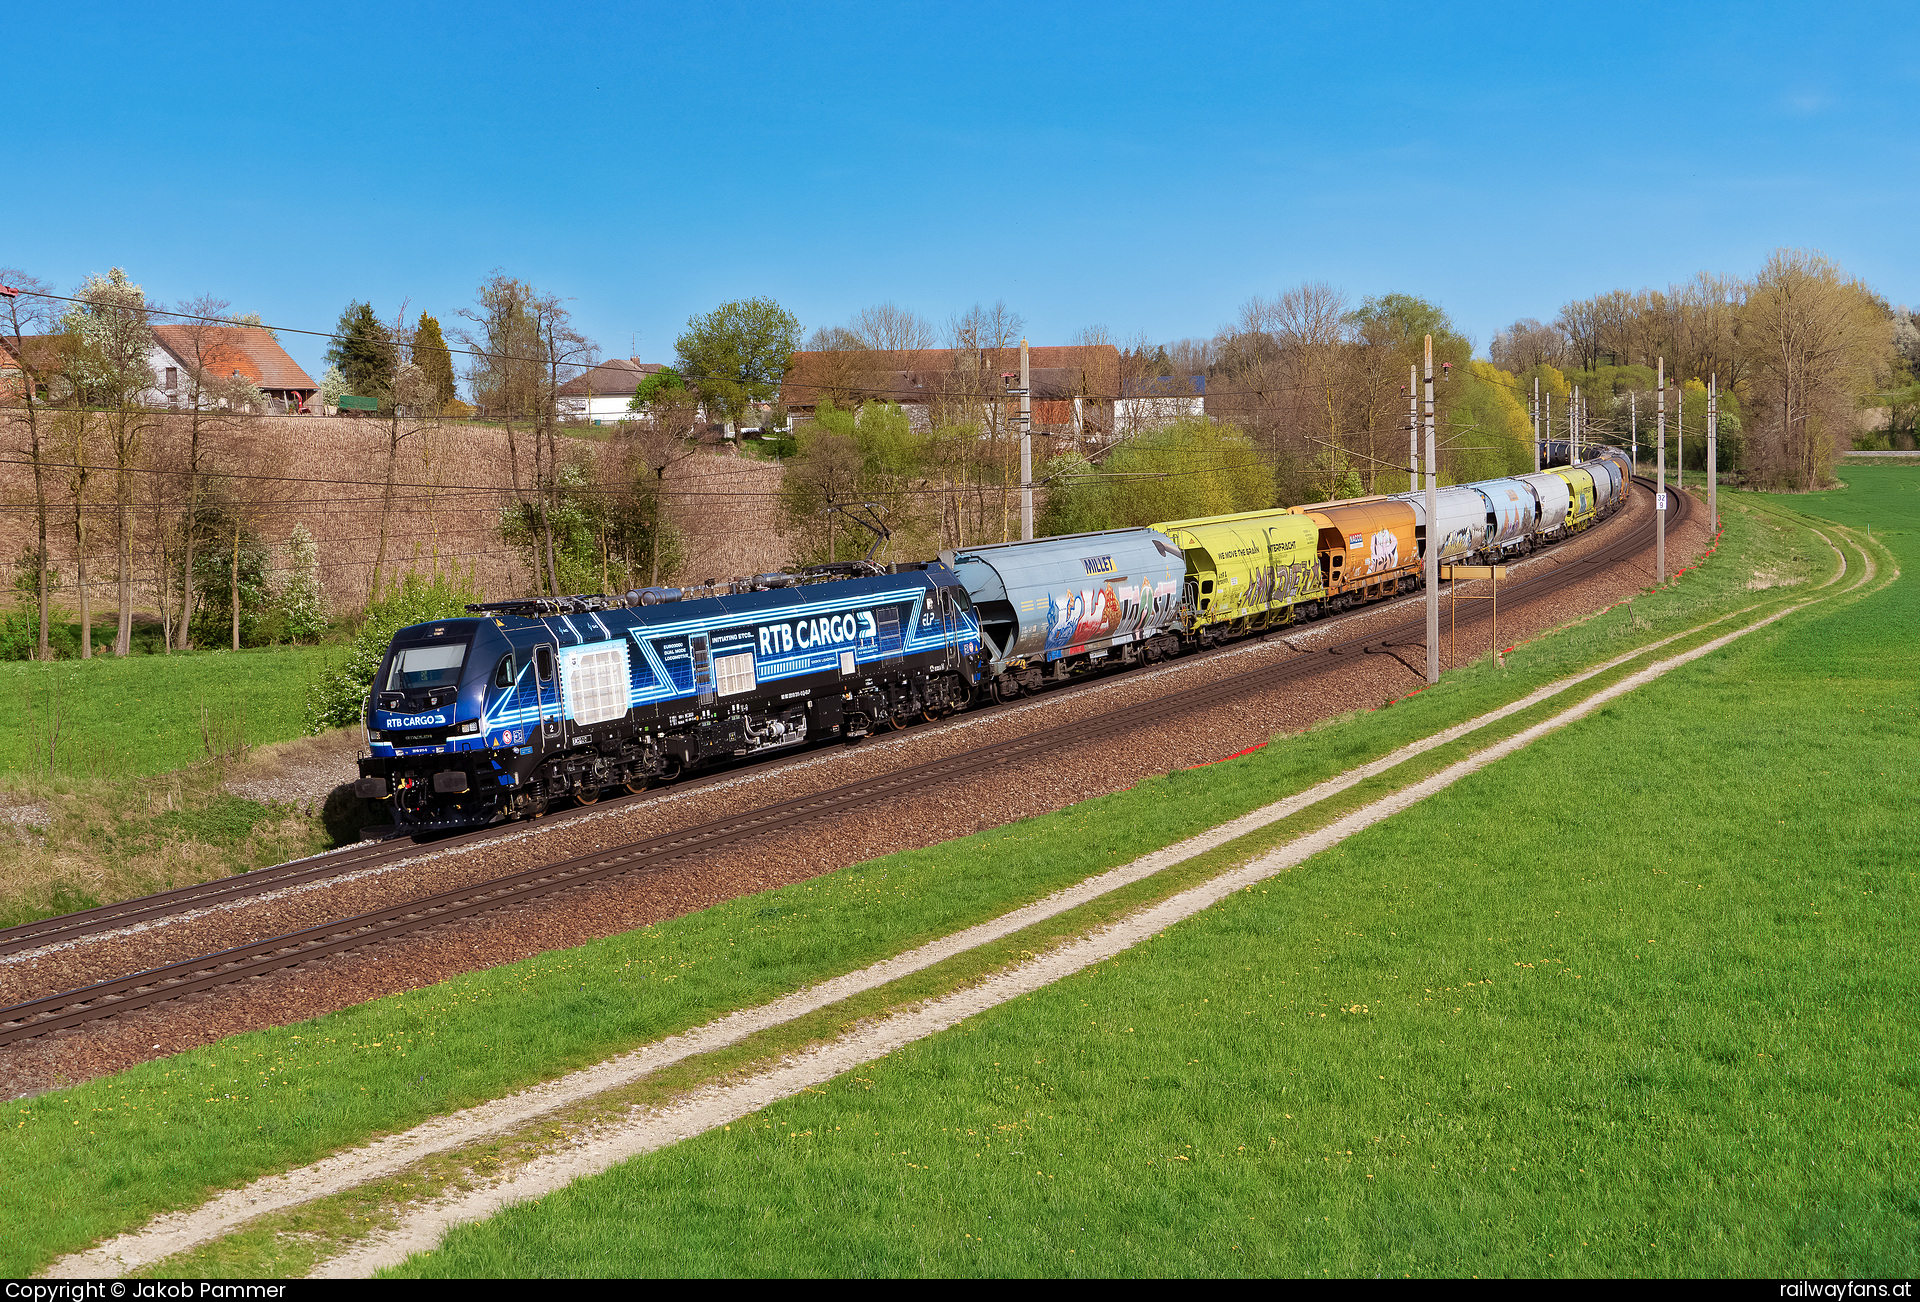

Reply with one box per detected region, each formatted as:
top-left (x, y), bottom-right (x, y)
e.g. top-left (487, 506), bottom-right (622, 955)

top-left (358, 567), bottom-right (984, 832)
top-left (355, 458), bottom-right (1643, 835)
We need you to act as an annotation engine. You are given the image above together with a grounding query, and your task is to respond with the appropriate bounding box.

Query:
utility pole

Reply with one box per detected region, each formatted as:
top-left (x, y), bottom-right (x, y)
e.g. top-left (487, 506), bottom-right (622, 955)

top-left (1708, 374), bottom-right (1718, 531)
top-left (1676, 380), bottom-right (1684, 492)
top-left (1425, 335), bottom-right (1439, 685)
top-left (1532, 376), bottom-right (1541, 473)
top-left (1631, 391), bottom-right (1637, 472)
top-left (1019, 338), bottom-right (1033, 541)
top-left (1408, 365), bottom-right (1418, 491)
top-left (1657, 358), bottom-right (1667, 586)
top-left (1572, 385), bottom-right (1580, 464)
top-left (1544, 391), bottom-right (1552, 467)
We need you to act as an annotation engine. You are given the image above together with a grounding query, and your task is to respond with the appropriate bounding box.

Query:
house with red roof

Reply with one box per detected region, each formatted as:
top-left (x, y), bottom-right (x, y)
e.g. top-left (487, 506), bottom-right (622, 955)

top-left (779, 343), bottom-right (1120, 437)
top-left (148, 324), bottom-right (318, 412)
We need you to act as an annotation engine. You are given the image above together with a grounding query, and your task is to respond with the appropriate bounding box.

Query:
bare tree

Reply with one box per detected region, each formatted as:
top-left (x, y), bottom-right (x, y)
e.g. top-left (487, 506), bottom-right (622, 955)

top-left (1267, 283), bottom-right (1351, 496)
top-left (529, 291), bottom-right (597, 596)
top-left (1489, 318), bottom-right (1570, 372)
top-left (162, 296), bottom-right (263, 647)
top-left (941, 301), bottom-right (1026, 541)
top-left (458, 273), bottom-right (543, 578)
top-left (58, 273), bottom-right (158, 655)
top-left (1163, 337), bottom-right (1215, 376)
top-left (0, 272), bottom-right (61, 658)
top-left (51, 401), bottom-right (99, 657)
top-left (621, 420), bottom-right (701, 585)
top-left (1739, 249), bottom-right (1889, 490)
top-left (849, 301), bottom-right (936, 354)
top-left (369, 363), bottom-right (441, 601)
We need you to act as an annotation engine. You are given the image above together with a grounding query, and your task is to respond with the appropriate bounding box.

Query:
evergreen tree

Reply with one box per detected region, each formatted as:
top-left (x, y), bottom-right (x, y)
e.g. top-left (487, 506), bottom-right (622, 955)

top-left (324, 301), bottom-right (393, 398)
top-left (412, 313), bottom-right (457, 408)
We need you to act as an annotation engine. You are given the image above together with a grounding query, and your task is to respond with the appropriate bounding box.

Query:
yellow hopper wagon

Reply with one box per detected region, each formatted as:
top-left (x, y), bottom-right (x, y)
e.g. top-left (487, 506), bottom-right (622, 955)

top-left (1151, 509), bottom-right (1326, 642)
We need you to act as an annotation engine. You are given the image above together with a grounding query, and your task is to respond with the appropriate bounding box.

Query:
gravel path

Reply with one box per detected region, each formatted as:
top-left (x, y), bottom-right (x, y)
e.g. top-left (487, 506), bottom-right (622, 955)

top-left (2, 487), bottom-right (1712, 1098)
top-left (44, 588), bottom-right (1802, 1281)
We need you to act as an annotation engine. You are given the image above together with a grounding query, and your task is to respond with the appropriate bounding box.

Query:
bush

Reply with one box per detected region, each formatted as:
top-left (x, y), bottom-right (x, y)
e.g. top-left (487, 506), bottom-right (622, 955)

top-left (303, 567), bottom-right (482, 733)
top-left (0, 608), bottom-right (79, 661)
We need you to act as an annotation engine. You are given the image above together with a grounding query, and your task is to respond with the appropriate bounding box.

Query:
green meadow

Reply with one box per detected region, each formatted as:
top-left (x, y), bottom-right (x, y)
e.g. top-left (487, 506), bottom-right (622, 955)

top-left (386, 474), bottom-right (1916, 1278)
top-left (1, 480), bottom-right (1902, 1277)
top-left (0, 645), bottom-right (327, 779)
top-left (0, 644), bottom-right (341, 926)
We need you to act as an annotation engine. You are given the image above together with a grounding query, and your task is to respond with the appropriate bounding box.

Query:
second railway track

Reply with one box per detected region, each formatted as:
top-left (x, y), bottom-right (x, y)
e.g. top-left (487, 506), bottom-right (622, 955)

top-left (0, 478), bottom-right (1688, 1047)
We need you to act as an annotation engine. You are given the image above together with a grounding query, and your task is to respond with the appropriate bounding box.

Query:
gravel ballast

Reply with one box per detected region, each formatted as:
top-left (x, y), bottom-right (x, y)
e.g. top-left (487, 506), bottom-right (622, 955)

top-left (0, 488), bottom-right (1711, 1097)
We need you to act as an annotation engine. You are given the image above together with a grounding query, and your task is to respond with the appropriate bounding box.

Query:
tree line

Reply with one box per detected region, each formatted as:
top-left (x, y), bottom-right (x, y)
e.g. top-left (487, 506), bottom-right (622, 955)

top-left (7, 248), bottom-right (1905, 668)
top-left (0, 268), bottom-right (809, 661)
top-left (1489, 249), bottom-right (1910, 490)
top-left (0, 268), bottom-right (331, 661)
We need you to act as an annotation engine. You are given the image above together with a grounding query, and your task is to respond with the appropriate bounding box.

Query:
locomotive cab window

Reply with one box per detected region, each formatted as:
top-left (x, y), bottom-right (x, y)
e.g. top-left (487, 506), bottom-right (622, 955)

top-left (536, 645), bottom-right (554, 681)
top-left (386, 641), bottom-right (470, 691)
top-left (493, 653), bottom-right (516, 689)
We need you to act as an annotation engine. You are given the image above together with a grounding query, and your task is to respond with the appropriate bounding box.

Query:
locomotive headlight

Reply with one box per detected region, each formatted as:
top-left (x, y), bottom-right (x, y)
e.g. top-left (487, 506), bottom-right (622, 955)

top-left (367, 729), bottom-right (383, 742)
top-left (455, 720), bottom-right (480, 735)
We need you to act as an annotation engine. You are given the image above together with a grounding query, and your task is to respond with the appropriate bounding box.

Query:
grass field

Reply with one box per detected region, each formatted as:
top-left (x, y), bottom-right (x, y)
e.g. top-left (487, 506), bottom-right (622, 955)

top-left (374, 476), bottom-right (1915, 1277)
top-left (0, 644), bottom-right (341, 926)
top-left (0, 643), bottom-right (328, 779)
top-left (7, 483), bottom-right (1904, 1282)
top-left (2, 484), bottom-right (1875, 1278)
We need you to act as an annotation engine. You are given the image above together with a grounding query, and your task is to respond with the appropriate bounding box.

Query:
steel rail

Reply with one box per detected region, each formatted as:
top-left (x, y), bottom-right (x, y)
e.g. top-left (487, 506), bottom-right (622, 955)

top-left (0, 474), bottom-right (1672, 960)
top-left (0, 479), bottom-right (1684, 1045)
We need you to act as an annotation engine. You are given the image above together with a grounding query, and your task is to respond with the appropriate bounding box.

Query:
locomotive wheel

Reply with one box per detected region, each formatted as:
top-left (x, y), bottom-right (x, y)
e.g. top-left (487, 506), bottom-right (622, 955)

top-left (624, 775), bottom-right (650, 794)
top-left (575, 782), bottom-right (600, 805)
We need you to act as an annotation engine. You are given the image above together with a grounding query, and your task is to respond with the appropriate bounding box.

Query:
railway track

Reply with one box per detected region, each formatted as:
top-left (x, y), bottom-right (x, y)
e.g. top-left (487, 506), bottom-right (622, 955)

top-left (0, 478), bottom-right (1687, 1047)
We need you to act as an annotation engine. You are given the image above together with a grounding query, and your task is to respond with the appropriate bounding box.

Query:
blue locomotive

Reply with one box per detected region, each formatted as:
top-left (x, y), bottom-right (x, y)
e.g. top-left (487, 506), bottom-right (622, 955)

top-left (356, 454), bottom-right (1639, 835)
top-left (353, 562), bottom-right (984, 833)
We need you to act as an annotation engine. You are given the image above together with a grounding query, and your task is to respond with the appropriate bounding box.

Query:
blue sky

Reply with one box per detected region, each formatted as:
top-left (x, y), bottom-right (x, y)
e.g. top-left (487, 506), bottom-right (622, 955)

top-left (6, 1), bottom-right (1913, 383)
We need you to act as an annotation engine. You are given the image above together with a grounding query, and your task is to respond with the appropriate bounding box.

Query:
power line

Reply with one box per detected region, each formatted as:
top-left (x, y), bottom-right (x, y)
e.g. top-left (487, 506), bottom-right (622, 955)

top-left (3, 284), bottom-right (1514, 407)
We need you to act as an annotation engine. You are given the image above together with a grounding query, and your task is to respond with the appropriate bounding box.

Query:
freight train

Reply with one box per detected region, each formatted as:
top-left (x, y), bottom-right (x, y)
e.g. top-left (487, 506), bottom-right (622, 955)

top-left (354, 452), bottom-right (1632, 834)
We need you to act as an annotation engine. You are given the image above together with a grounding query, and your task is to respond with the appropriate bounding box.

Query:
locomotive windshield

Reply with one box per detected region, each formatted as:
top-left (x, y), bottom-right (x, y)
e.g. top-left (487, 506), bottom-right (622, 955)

top-left (385, 641), bottom-right (470, 691)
